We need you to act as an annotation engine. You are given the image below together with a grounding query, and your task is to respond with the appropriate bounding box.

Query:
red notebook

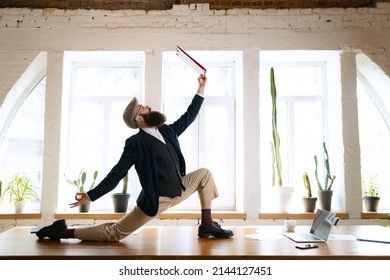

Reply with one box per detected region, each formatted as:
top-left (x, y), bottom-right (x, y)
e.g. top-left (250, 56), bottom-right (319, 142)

top-left (176, 45), bottom-right (207, 76)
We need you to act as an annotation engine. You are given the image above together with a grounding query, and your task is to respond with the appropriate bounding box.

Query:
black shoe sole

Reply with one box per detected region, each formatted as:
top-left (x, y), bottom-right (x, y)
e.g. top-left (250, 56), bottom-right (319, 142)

top-left (198, 232), bottom-right (234, 238)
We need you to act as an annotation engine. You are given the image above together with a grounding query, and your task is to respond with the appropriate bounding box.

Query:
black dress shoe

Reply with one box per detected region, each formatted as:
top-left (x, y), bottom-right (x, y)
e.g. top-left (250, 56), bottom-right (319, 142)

top-left (198, 221), bottom-right (234, 238)
top-left (36, 219), bottom-right (67, 240)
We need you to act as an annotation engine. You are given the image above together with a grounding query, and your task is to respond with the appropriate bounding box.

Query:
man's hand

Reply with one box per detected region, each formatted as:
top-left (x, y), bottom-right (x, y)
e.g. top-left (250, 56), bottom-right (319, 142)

top-left (69, 192), bottom-right (90, 208)
top-left (197, 75), bottom-right (207, 95)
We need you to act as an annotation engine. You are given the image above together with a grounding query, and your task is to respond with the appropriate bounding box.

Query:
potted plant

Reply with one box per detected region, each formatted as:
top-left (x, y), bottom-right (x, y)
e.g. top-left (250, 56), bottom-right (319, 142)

top-left (302, 172), bottom-right (317, 212)
top-left (112, 172), bottom-right (131, 213)
top-left (2, 173), bottom-right (39, 213)
top-left (269, 67), bottom-right (294, 212)
top-left (362, 174), bottom-right (380, 212)
top-left (66, 169), bottom-right (98, 213)
top-left (314, 142), bottom-right (336, 211)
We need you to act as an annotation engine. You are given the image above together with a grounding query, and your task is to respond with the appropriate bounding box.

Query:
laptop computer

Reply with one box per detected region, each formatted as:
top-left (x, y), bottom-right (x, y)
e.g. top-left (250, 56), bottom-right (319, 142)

top-left (357, 235), bottom-right (390, 244)
top-left (283, 209), bottom-right (339, 243)
top-left (355, 224), bottom-right (390, 244)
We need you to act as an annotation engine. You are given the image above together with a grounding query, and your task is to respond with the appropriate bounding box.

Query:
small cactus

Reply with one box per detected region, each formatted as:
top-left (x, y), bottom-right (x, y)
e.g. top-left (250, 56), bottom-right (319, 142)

top-left (122, 172), bottom-right (129, 194)
top-left (89, 170), bottom-right (99, 191)
top-left (303, 172), bottom-right (312, 198)
top-left (66, 168), bottom-right (98, 193)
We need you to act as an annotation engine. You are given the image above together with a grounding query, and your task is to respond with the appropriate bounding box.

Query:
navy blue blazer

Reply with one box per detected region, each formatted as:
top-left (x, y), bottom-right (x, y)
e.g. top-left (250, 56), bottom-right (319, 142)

top-left (87, 94), bottom-right (204, 216)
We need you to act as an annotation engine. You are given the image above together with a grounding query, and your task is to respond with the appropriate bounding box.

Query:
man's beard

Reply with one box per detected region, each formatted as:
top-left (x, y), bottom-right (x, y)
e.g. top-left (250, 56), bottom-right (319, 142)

top-left (141, 111), bottom-right (166, 127)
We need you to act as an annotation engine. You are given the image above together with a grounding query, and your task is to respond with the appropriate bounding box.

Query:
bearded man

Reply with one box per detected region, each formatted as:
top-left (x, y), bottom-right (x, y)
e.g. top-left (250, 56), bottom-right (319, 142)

top-left (37, 75), bottom-right (233, 241)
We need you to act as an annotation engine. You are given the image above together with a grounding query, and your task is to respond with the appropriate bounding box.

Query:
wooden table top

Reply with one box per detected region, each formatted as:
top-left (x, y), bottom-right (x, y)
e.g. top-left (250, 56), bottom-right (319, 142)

top-left (0, 225), bottom-right (389, 260)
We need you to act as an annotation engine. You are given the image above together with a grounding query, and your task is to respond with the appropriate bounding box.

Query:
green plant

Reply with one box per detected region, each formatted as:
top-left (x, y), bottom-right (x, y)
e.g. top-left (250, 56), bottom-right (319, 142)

top-left (270, 67), bottom-right (283, 187)
top-left (362, 174), bottom-right (379, 197)
top-left (66, 169), bottom-right (98, 193)
top-left (2, 173), bottom-right (39, 203)
top-left (122, 172), bottom-right (129, 194)
top-left (314, 142), bottom-right (336, 191)
top-left (303, 172), bottom-right (312, 197)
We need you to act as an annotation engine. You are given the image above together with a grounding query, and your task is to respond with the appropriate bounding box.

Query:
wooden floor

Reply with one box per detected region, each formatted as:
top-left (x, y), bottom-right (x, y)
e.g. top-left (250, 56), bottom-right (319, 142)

top-left (0, 225), bottom-right (390, 260)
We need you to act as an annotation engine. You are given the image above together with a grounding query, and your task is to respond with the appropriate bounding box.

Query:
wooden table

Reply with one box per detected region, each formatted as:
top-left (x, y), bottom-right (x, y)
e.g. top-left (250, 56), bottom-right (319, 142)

top-left (0, 225), bottom-right (389, 259)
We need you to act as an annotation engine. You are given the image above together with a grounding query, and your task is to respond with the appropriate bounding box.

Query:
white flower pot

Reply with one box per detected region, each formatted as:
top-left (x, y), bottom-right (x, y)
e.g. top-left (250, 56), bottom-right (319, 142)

top-left (14, 200), bottom-right (25, 213)
top-left (270, 186), bottom-right (295, 212)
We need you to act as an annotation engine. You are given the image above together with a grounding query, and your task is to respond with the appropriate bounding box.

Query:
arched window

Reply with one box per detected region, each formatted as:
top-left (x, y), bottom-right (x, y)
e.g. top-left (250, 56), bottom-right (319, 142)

top-left (0, 52), bottom-right (47, 213)
top-left (357, 54), bottom-right (390, 210)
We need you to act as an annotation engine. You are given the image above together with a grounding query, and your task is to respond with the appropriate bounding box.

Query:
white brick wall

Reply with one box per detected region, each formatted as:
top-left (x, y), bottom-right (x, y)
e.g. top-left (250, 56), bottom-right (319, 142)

top-left (1, 4), bottom-right (388, 78)
top-left (0, 4), bottom-right (389, 31)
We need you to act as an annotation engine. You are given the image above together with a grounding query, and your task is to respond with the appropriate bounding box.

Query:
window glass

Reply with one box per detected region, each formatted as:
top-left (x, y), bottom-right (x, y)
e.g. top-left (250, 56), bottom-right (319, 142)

top-left (0, 77), bottom-right (46, 212)
top-left (268, 66), bottom-right (322, 96)
top-left (260, 66), bottom-right (324, 183)
top-left (163, 51), bottom-right (240, 210)
top-left (164, 65), bottom-right (233, 97)
top-left (357, 79), bottom-right (390, 210)
top-left (293, 101), bottom-right (324, 178)
top-left (61, 52), bottom-right (144, 211)
top-left (75, 67), bottom-right (141, 97)
top-left (259, 52), bottom-right (332, 212)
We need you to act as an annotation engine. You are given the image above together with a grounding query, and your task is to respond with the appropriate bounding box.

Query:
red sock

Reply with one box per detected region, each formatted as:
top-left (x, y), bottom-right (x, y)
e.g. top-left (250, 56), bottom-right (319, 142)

top-left (201, 209), bottom-right (212, 226)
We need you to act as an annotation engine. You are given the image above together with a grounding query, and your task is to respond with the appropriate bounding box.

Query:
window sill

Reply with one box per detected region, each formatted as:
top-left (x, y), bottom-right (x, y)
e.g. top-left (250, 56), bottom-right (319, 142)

top-left (258, 212), bottom-right (350, 219)
top-left (0, 213), bottom-right (42, 220)
top-left (55, 211), bottom-right (247, 220)
top-left (361, 211), bottom-right (390, 219)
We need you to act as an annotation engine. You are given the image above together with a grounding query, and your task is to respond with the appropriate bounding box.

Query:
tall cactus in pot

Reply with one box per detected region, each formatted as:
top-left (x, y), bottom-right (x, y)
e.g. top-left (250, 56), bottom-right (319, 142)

top-left (270, 67), bottom-right (283, 187)
top-left (314, 142), bottom-right (336, 191)
top-left (314, 142), bottom-right (335, 211)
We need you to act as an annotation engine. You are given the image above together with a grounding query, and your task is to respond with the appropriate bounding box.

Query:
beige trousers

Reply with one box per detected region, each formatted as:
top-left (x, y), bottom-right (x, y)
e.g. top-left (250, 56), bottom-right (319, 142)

top-left (75, 168), bottom-right (219, 241)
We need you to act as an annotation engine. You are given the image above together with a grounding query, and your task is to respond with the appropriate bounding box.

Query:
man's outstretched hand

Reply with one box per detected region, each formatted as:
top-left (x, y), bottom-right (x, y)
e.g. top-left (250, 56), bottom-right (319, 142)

top-left (197, 75), bottom-right (207, 95)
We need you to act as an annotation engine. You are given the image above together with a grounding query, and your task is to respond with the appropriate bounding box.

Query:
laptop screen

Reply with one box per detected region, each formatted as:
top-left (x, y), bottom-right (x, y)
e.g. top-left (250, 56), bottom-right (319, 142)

top-left (310, 209), bottom-right (339, 240)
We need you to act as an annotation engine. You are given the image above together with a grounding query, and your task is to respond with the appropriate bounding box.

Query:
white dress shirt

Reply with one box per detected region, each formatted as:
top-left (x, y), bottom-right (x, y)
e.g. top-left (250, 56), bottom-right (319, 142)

top-left (142, 127), bottom-right (166, 144)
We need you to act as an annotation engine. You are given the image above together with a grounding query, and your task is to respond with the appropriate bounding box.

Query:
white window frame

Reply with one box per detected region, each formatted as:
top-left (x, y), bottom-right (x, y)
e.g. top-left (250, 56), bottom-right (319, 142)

top-left (162, 51), bottom-right (243, 210)
top-left (59, 51), bottom-right (145, 211)
top-left (259, 51), bottom-right (342, 212)
top-left (0, 52), bottom-right (47, 146)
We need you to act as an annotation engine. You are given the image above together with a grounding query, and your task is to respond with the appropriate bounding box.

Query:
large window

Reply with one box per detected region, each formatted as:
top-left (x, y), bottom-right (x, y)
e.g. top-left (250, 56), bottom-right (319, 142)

top-left (162, 51), bottom-right (242, 210)
top-left (59, 51), bottom-right (144, 211)
top-left (357, 76), bottom-right (390, 210)
top-left (0, 53), bottom-right (46, 213)
top-left (259, 51), bottom-right (341, 212)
